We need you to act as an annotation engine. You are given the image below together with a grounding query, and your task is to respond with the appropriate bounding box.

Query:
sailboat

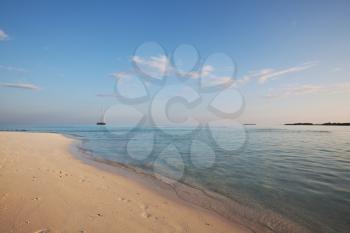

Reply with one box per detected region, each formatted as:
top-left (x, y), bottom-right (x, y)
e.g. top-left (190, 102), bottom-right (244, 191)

top-left (96, 107), bottom-right (106, 125)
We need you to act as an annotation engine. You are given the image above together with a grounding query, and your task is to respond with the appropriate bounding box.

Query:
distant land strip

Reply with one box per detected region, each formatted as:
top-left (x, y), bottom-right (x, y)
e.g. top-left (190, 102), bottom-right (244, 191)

top-left (285, 122), bottom-right (350, 126)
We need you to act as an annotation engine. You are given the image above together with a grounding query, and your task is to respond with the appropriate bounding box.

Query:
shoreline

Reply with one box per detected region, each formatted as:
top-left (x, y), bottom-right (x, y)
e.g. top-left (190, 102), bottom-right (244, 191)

top-left (71, 142), bottom-right (260, 232)
top-left (0, 131), bottom-right (250, 233)
top-left (70, 134), bottom-right (262, 233)
top-left (69, 132), bottom-right (309, 233)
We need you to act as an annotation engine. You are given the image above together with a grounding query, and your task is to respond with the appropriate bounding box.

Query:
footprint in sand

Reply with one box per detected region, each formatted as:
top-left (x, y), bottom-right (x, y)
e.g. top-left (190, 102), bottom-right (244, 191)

top-left (0, 193), bottom-right (9, 202)
top-left (79, 175), bottom-right (88, 183)
top-left (141, 212), bottom-right (151, 218)
top-left (139, 203), bottom-right (149, 210)
top-left (139, 203), bottom-right (153, 219)
top-left (118, 197), bottom-right (131, 203)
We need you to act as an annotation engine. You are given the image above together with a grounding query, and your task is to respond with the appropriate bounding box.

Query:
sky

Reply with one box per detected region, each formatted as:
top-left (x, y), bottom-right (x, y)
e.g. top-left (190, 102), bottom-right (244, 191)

top-left (0, 0), bottom-right (350, 126)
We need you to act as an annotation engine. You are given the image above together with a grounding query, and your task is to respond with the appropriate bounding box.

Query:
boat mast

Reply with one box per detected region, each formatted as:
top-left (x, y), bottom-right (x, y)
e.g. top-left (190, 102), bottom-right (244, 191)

top-left (100, 106), bottom-right (106, 123)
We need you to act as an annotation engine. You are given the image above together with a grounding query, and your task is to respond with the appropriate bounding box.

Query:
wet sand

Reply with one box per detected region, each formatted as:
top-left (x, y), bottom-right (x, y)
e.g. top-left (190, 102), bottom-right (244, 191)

top-left (0, 132), bottom-right (250, 233)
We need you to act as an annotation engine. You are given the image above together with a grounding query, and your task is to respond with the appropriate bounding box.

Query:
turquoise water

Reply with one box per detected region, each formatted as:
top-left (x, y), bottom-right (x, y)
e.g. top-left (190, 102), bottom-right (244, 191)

top-left (2, 125), bottom-right (349, 233)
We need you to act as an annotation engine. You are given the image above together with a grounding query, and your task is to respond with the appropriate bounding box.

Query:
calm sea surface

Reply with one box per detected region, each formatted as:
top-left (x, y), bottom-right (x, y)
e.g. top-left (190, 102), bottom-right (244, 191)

top-left (2, 125), bottom-right (349, 233)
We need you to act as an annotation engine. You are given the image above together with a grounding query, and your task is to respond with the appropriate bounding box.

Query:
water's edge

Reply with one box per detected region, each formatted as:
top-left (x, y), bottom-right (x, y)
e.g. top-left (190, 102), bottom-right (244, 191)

top-left (65, 132), bottom-right (310, 233)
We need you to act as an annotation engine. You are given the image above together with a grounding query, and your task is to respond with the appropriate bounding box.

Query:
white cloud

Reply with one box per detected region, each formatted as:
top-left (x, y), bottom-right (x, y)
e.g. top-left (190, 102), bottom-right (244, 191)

top-left (183, 71), bottom-right (200, 79)
top-left (110, 71), bottom-right (133, 79)
top-left (112, 55), bottom-right (171, 80)
top-left (177, 65), bottom-right (214, 79)
top-left (116, 58), bottom-right (316, 89)
top-left (235, 62), bottom-right (318, 86)
top-left (204, 76), bottom-right (233, 86)
top-left (121, 56), bottom-right (229, 86)
top-left (0, 65), bottom-right (28, 73)
top-left (130, 55), bottom-right (219, 82)
top-left (201, 65), bottom-right (214, 77)
top-left (186, 65), bottom-right (234, 87)
top-left (0, 83), bottom-right (40, 90)
top-left (132, 55), bottom-right (170, 76)
top-left (258, 62), bottom-right (317, 83)
top-left (0, 29), bottom-right (9, 41)
top-left (264, 82), bottom-right (350, 98)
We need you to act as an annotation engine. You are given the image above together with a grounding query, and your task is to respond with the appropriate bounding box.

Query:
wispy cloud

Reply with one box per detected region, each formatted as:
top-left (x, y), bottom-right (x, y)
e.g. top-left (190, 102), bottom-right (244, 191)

top-left (116, 56), bottom-right (233, 87)
top-left (115, 57), bottom-right (315, 89)
top-left (132, 55), bottom-right (170, 76)
top-left (264, 82), bottom-right (350, 98)
top-left (0, 83), bottom-right (40, 90)
top-left (235, 62), bottom-right (318, 86)
top-left (0, 29), bottom-right (9, 41)
top-left (0, 65), bottom-right (28, 73)
top-left (177, 64), bottom-right (213, 79)
top-left (130, 55), bottom-right (231, 85)
top-left (258, 62), bottom-right (316, 83)
top-left (199, 65), bottom-right (234, 87)
top-left (110, 71), bottom-right (133, 79)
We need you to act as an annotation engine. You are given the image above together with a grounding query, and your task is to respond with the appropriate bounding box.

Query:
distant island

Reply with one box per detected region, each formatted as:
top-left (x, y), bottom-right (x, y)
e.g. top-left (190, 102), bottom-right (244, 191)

top-left (285, 123), bottom-right (313, 125)
top-left (285, 122), bottom-right (350, 126)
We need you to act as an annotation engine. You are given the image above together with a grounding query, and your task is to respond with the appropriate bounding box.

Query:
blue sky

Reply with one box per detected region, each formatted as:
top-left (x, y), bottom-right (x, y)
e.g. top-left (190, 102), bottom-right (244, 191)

top-left (0, 0), bottom-right (349, 125)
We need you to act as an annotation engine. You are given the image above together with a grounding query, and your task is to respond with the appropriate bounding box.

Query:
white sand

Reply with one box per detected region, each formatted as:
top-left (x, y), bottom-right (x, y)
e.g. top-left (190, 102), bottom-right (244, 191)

top-left (0, 132), bottom-right (250, 233)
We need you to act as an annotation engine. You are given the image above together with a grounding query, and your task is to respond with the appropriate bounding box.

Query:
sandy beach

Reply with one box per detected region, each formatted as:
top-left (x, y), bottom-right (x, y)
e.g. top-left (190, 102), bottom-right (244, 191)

top-left (0, 132), bottom-right (249, 233)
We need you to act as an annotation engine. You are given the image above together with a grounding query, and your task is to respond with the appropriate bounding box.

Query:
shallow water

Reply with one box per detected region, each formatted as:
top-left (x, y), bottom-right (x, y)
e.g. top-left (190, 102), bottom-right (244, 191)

top-left (2, 125), bottom-right (350, 233)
